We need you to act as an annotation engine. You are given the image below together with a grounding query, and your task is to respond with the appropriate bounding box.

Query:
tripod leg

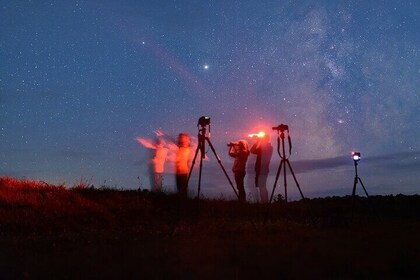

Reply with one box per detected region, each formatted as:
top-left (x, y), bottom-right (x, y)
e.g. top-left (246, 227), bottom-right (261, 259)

top-left (197, 154), bottom-right (204, 200)
top-left (187, 141), bottom-right (201, 185)
top-left (352, 177), bottom-right (357, 197)
top-left (283, 159), bottom-right (288, 202)
top-left (263, 160), bottom-right (284, 226)
top-left (351, 176), bottom-right (358, 220)
top-left (286, 159), bottom-right (314, 224)
top-left (358, 177), bottom-right (375, 218)
top-left (286, 160), bottom-right (306, 201)
top-left (206, 138), bottom-right (239, 199)
top-left (358, 177), bottom-right (369, 197)
top-left (268, 160), bottom-right (284, 204)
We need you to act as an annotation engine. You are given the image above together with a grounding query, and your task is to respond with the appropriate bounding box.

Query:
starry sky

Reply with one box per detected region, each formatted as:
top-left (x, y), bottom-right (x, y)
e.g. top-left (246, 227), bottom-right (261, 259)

top-left (1, 0), bottom-right (419, 200)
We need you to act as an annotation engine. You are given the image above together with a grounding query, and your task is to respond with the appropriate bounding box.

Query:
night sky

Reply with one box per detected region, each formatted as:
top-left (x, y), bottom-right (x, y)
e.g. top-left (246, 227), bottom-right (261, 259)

top-left (1, 1), bottom-right (419, 200)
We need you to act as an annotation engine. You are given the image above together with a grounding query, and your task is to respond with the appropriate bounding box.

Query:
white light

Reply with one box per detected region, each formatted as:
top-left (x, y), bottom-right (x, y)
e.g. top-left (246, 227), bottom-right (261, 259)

top-left (248, 131), bottom-right (265, 138)
top-left (203, 64), bottom-right (209, 70)
top-left (352, 152), bottom-right (361, 161)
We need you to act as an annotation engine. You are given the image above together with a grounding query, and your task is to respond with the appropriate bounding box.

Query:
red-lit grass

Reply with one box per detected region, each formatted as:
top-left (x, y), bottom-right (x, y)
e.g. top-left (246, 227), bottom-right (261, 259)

top-left (0, 176), bottom-right (419, 279)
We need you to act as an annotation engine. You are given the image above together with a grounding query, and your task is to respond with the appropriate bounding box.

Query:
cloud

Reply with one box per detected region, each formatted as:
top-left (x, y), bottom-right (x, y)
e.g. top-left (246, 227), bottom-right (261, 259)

top-left (180, 151), bottom-right (418, 178)
top-left (364, 151), bottom-right (420, 171)
top-left (288, 155), bottom-right (349, 174)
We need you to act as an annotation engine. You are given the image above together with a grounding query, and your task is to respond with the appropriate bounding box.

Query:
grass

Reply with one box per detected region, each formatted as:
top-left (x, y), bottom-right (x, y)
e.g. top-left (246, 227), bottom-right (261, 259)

top-left (0, 176), bottom-right (419, 279)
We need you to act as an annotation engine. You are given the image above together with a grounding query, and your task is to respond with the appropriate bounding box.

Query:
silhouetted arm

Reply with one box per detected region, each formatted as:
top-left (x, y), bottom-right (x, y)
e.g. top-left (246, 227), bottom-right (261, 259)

top-left (228, 146), bottom-right (237, 158)
top-left (250, 140), bottom-right (260, 155)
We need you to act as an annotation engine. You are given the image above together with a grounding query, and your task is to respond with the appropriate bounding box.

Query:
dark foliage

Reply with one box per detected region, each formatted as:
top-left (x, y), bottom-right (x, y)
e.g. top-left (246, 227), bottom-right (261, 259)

top-left (0, 177), bottom-right (419, 279)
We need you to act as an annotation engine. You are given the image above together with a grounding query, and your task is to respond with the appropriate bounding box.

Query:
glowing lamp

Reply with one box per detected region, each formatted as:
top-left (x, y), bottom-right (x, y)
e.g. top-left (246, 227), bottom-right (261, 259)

top-left (248, 131), bottom-right (266, 138)
top-left (352, 152), bottom-right (361, 162)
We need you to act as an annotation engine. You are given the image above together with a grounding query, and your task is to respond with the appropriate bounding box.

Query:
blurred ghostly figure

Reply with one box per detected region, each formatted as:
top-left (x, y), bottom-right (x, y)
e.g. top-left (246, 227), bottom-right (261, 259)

top-left (228, 140), bottom-right (249, 202)
top-left (176, 133), bottom-right (191, 198)
top-left (136, 131), bottom-right (173, 192)
top-left (245, 153), bottom-right (257, 202)
top-left (250, 134), bottom-right (273, 203)
top-left (148, 137), bottom-right (168, 192)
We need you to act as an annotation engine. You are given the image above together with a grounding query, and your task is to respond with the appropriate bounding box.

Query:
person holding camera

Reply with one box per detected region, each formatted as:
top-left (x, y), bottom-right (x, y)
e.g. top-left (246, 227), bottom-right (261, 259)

top-left (228, 140), bottom-right (250, 202)
top-left (250, 134), bottom-right (273, 203)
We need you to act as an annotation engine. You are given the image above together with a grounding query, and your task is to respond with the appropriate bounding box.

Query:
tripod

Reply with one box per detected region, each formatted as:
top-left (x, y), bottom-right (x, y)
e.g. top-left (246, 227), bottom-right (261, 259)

top-left (263, 125), bottom-right (311, 226)
top-left (351, 158), bottom-right (369, 219)
top-left (268, 125), bottom-right (306, 204)
top-left (187, 124), bottom-right (239, 201)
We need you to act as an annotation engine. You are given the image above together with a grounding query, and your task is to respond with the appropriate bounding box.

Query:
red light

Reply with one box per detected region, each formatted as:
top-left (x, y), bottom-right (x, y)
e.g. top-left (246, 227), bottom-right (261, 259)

top-left (248, 131), bottom-right (265, 138)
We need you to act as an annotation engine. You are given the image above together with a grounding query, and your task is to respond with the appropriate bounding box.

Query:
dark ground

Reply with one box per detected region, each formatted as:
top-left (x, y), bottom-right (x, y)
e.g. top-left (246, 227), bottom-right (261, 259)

top-left (1, 177), bottom-right (419, 279)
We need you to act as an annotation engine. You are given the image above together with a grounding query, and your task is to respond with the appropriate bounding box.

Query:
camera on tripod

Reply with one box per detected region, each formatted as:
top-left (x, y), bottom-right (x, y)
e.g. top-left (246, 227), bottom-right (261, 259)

top-left (352, 152), bottom-right (361, 162)
top-left (227, 141), bottom-right (239, 147)
top-left (188, 116), bottom-right (240, 200)
top-left (198, 116), bottom-right (211, 127)
top-left (272, 124), bottom-right (289, 132)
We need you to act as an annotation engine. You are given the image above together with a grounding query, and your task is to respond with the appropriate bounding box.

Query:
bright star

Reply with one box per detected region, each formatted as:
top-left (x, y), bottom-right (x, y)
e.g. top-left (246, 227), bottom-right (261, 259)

top-left (203, 64), bottom-right (209, 70)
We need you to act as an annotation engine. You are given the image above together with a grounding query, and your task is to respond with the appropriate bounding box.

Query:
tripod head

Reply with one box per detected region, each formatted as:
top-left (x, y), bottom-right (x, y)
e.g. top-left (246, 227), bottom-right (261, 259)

top-left (197, 116), bottom-right (210, 127)
top-left (272, 123), bottom-right (292, 158)
top-left (272, 124), bottom-right (289, 133)
top-left (272, 124), bottom-right (289, 139)
top-left (352, 152), bottom-right (361, 162)
top-left (197, 116), bottom-right (211, 137)
top-left (197, 116), bottom-right (211, 158)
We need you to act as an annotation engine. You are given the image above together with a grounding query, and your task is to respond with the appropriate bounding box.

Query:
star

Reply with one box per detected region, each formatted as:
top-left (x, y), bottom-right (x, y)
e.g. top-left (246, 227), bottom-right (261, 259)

top-left (203, 64), bottom-right (209, 70)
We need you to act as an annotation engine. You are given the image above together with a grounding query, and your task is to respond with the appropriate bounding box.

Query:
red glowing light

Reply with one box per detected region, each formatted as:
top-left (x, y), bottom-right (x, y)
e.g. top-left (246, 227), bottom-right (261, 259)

top-left (248, 131), bottom-right (266, 138)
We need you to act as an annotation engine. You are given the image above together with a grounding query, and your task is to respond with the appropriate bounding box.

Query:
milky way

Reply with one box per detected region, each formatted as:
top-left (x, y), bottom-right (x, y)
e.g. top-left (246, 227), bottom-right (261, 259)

top-left (1, 1), bottom-right (419, 199)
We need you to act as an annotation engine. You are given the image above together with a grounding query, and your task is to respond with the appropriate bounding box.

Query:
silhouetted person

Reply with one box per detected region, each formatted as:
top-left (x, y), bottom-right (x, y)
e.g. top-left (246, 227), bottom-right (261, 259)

top-left (250, 134), bottom-right (273, 203)
top-left (228, 140), bottom-right (249, 202)
top-left (175, 133), bottom-right (190, 198)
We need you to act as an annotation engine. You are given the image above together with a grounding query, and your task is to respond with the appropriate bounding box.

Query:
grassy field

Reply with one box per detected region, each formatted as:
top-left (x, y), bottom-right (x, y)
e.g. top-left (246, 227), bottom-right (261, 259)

top-left (0, 176), bottom-right (419, 279)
